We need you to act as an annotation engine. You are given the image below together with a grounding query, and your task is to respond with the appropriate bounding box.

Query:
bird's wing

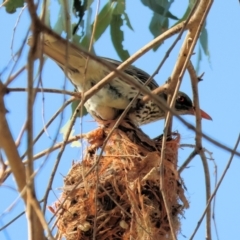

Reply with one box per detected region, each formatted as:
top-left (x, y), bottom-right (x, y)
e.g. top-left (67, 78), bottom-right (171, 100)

top-left (27, 34), bottom-right (159, 90)
top-left (27, 34), bottom-right (88, 71)
top-left (102, 57), bottom-right (159, 90)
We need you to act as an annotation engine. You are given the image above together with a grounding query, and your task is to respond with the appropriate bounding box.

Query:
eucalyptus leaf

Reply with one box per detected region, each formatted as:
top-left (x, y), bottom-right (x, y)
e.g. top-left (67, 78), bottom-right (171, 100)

top-left (53, 6), bottom-right (64, 35)
top-left (149, 13), bottom-right (169, 51)
top-left (113, 0), bottom-right (125, 15)
top-left (174, 6), bottom-right (191, 25)
top-left (141, 0), bottom-right (178, 20)
top-left (110, 15), bottom-right (130, 61)
top-left (60, 120), bottom-right (81, 147)
top-left (40, 0), bottom-right (51, 27)
top-left (4, 0), bottom-right (24, 13)
top-left (81, 2), bottom-right (114, 46)
top-left (199, 23), bottom-right (210, 58)
top-left (195, 45), bottom-right (202, 74)
top-left (123, 12), bottom-right (134, 31)
top-left (71, 99), bottom-right (88, 118)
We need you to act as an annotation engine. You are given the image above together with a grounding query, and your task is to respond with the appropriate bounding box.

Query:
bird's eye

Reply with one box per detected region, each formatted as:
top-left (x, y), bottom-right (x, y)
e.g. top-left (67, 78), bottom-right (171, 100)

top-left (177, 96), bottom-right (185, 102)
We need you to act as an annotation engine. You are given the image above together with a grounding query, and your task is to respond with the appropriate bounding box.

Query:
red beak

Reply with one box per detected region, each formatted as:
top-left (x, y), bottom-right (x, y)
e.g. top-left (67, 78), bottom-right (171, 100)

top-left (199, 109), bottom-right (212, 120)
top-left (191, 108), bottom-right (212, 120)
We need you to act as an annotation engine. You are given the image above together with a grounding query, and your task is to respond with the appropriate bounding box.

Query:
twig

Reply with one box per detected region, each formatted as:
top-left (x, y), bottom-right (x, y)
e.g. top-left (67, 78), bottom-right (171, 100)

top-left (1, 98), bottom-right (75, 185)
top-left (11, 5), bottom-right (27, 60)
top-left (22, 97), bottom-right (74, 160)
top-left (158, 1), bottom-right (209, 238)
top-left (87, 1), bottom-right (101, 238)
top-left (7, 87), bottom-right (80, 97)
top-left (142, 0), bottom-right (199, 103)
top-left (212, 159), bottom-right (220, 240)
top-left (188, 60), bottom-right (211, 239)
top-left (26, 15), bottom-right (45, 238)
top-left (42, 97), bottom-right (83, 213)
top-left (189, 134), bottom-right (240, 240)
top-left (178, 149), bottom-right (198, 173)
top-left (0, 82), bottom-right (26, 198)
top-left (29, 196), bottom-right (54, 240)
top-left (4, 66), bottom-right (26, 86)
top-left (26, 133), bottom-right (85, 162)
top-left (15, 121), bottom-right (27, 147)
top-left (0, 211), bottom-right (25, 231)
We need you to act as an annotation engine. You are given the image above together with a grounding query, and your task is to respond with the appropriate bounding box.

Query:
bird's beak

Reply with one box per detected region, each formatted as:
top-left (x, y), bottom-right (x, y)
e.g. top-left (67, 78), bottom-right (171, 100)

top-left (190, 108), bottom-right (212, 120)
top-left (199, 109), bottom-right (212, 120)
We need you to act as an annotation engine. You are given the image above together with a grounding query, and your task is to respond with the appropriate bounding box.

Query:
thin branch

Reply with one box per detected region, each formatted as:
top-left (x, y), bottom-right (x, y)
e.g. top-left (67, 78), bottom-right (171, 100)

top-left (11, 5), bottom-right (27, 60)
top-left (7, 87), bottom-right (80, 97)
top-left (0, 82), bottom-right (26, 197)
top-left (29, 196), bottom-right (54, 240)
top-left (0, 211), bottom-right (25, 231)
top-left (15, 121), bottom-right (27, 147)
top-left (178, 149), bottom-right (198, 173)
top-left (4, 66), bottom-right (26, 86)
top-left (1, 98), bottom-right (74, 184)
top-left (142, 0), bottom-right (200, 103)
top-left (42, 97), bottom-right (83, 212)
top-left (26, 133), bottom-right (85, 162)
top-left (189, 134), bottom-right (240, 240)
top-left (22, 97), bottom-right (74, 159)
top-left (26, 0), bottom-right (45, 237)
top-left (158, 2), bottom-right (207, 239)
top-left (188, 61), bottom-right (211, 239)
top-left (88, 1), bottom-right (102, 238)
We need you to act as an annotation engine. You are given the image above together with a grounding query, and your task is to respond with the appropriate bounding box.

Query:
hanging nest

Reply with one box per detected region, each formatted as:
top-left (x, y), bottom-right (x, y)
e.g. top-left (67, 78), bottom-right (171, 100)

top-left (53, 122), bottom-right (189, 240)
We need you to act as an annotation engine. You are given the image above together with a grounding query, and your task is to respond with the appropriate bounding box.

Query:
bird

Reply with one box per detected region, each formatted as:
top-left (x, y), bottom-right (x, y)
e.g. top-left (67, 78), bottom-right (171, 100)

top-left (27, 34), bottom-right (212, 126)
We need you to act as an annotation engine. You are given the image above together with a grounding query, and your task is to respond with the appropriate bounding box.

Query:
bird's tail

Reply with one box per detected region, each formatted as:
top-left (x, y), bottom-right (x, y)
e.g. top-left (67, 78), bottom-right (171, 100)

top-left (27, 33), bottom-right (87, 71)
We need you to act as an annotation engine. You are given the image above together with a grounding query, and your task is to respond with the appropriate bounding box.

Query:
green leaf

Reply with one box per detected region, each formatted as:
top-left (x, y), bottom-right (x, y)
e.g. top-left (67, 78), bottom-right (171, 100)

top-left (174, 0), bottom-right (196, 25)
top-left (195, 45), bottom-right (202, 74)
top-left (71, 99), bottom-right (88, 118)
top-left (189, 0), bottom-right (198, 9)
top-left (40, 0), bottom-right (51, 27)
top-left (4, 0), bottom-right (24, 13)
top-left (149, 13), bottom-right (169, 51)
top-left (110, 15), bottom-right (130, 61)
top-left (81, 2), bottom-right (114, 47)
top-left (194, 22), bottom-right (210, 71)
top-left (199, 23), bottom-right (210, 58)
top-left (141, 0), bottom-right (178, 20)
top-left (123, 12), bottom-right (134, 31)
top-left (72, 32), bottom-right (82, 46)
top-left (53, 0), bottom-right (74, 35)
top-left (113, 0), bottom-right (125, 15)
top-left (174, 6), bottom-right (191, 25)
top-left (53, 5), bottom-right (64, 35)
top-left (60, 120), bottom-right (81, 147)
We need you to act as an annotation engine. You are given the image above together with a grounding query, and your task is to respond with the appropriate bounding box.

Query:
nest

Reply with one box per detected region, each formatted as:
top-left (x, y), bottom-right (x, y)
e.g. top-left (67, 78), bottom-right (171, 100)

top-left (54, 122), bottom-right (189, 240)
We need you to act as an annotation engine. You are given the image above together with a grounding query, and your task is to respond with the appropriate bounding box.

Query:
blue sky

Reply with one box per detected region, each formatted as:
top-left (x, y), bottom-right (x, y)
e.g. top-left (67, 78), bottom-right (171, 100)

top-left (0, 1), bottom-right (240, 239)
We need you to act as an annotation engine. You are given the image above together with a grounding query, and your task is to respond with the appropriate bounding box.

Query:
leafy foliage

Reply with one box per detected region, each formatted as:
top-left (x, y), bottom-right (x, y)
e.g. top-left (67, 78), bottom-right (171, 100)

top-left (141, 0), bottom-right (177, 51)
top-left (3, 0), bottom-right (24, 13)
top-left (110, 15), bottom-right (130, 61)
top-left (71, 99), bottom-right (88, 118)
top-left (80, 1), bottom-right (115, 49)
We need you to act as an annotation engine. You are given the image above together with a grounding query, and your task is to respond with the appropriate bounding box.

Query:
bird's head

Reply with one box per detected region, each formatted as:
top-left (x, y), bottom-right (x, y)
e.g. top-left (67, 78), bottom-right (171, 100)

top-left (174, 92), bottom-right (212, 120)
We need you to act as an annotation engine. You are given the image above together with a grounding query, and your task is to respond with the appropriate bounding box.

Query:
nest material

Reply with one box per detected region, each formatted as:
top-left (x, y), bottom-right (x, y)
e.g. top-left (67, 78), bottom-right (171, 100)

top-left (54, 122), bottom-right (188, 240)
